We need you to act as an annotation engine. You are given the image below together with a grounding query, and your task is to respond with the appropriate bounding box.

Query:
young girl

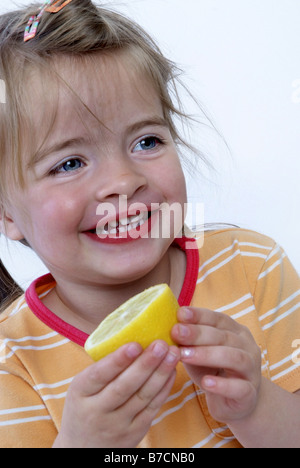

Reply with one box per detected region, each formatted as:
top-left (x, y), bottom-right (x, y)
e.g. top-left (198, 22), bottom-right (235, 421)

top-left (0, 0), bottom-right (299, 448)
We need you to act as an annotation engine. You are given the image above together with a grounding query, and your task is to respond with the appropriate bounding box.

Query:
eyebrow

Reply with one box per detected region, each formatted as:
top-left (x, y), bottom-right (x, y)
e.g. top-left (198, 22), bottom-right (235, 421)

top-left (28, 137), bottom-right (91, 168)
top-left (28, 117), bottom-right (169, 168)
top-left (126, 117), bottom-right (169, 135)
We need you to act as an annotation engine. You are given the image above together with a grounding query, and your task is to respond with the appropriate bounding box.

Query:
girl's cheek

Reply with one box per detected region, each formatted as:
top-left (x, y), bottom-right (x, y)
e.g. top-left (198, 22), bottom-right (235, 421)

top-left (35, 193), bottom-right (83, 229)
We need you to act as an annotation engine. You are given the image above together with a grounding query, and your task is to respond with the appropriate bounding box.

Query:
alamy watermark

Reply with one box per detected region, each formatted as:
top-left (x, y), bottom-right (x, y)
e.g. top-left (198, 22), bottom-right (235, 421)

top-left (95, 196), bottom-right (205, 250)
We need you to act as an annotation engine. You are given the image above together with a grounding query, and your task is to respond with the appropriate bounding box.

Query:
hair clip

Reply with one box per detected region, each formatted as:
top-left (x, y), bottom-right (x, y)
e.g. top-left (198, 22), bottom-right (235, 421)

top-left (24, 0), bottom-right (51, 42)
top-left (45, 0), bottom-right (73, 13)
top-left (24, 0), bottom-right (73, 42)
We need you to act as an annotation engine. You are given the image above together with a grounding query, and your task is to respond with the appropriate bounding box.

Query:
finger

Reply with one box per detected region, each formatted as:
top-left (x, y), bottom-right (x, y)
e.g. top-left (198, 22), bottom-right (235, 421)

top-left (125, 346), bottom-right (180, 415)
top-left (177, 307), bottom-right (242, 332)
top-left (72, 342), bottom-right (143, 397)
top-left (202, 375), bottom-right (256, 400)
top-left (201, 375), bottom-right (257, 420)
top-left (180, 346), bottom-right (255, 379)
top-left (172, 323), bottom-right (244, 349)
top-left (101, 341), bottom-right (177, 410)
top-left (132, 369), bottom-right (177, 428)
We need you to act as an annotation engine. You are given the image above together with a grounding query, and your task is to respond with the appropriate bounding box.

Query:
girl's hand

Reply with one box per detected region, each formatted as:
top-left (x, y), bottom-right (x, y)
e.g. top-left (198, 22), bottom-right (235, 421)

top-left (171, 307), bottom-right (262, 424)
top-left (53, 340), bottom-right (180, 448)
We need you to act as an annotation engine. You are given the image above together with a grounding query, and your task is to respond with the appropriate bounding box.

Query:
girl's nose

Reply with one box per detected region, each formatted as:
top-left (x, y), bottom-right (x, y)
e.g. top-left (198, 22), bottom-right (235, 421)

top-left (94, 159), bottom-right (147, 201)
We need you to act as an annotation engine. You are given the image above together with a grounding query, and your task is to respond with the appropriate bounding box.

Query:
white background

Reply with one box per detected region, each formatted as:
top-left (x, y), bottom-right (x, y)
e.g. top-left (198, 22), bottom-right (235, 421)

top-left (0, 0), bottom-right (299, 289)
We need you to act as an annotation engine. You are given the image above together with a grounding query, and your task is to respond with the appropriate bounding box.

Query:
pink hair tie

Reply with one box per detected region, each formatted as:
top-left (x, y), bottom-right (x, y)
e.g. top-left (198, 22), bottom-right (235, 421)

top-left (24, 0), bottom-right (73, 42)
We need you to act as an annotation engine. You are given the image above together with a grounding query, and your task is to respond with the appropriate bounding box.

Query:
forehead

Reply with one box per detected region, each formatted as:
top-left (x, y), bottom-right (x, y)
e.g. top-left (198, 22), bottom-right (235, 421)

top-left (28, 51), bottom-right (163, 144)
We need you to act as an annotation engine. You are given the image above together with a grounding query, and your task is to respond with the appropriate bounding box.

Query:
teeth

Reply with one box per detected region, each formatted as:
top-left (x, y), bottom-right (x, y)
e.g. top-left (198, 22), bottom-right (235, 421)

top-left (119, 217), bottom-right (129, 226)
top-left (119, 213), bottom-right (147, 226)
top-left (96, 212), bottom-right (148, 236)
top-left (109, 220), bottom-right (118, 228)
top-left (129, 215), bottom-right (143, 224)
top-left (127, 222), bottom-right (138, 232)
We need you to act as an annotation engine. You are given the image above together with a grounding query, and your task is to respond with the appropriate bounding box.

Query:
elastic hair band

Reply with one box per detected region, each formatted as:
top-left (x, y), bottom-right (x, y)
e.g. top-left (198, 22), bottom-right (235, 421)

top-left (24, 0), bottom-right (73, 42)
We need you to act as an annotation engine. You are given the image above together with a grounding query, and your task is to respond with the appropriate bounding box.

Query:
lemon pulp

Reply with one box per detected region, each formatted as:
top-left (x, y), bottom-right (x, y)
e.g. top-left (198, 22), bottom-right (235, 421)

top-left (84, 284), bottom-right (179, 361)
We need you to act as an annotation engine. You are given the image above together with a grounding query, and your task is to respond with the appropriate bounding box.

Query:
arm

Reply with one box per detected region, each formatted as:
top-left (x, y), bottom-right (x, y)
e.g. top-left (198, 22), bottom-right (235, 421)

top-left (228, 379), bottom-right (300, 448)
top-left (171, 306), bottom-right (300, 448)
top-left (171, 239), bottom-right (300, 448)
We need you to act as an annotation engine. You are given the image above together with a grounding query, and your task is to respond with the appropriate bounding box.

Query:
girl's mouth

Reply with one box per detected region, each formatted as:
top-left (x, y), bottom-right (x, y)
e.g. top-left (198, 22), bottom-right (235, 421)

top-left (84, 210), bottom-right (157, 244)
top-left (95, 211), bottom-right (150, 236)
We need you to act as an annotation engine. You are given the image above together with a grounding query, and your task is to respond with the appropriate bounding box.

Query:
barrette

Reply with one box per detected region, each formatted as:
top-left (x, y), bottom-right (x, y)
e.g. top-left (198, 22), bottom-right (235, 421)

top-left (24, 0), bottom-right (74, 42)
top-left (45, 0), bottom-right (73, 13)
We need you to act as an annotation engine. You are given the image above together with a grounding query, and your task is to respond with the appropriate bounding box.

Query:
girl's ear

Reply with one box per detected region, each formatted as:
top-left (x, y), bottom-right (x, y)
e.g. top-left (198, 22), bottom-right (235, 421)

top-left (0, 209), bottom-right (25, 241)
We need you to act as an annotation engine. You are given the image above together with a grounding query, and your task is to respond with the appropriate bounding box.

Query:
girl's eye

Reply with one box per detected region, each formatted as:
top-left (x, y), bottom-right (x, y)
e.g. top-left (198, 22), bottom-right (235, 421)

top-left (133, 136), bottom-right (163, 153)
top-left (50, 158), bottom-right (84, 175)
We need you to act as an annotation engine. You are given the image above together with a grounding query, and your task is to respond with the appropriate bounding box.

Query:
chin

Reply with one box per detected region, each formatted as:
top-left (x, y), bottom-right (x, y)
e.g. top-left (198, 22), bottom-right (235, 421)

top-left (87, 239), bottom-right (170, 285)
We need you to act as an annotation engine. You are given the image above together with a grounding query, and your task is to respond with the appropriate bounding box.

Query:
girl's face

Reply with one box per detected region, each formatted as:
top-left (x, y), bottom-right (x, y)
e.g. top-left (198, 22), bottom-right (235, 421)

top-left (4, 53), bottom-right (187, 286)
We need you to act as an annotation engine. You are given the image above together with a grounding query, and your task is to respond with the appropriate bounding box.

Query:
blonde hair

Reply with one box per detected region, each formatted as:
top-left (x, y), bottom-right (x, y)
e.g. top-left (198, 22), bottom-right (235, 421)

top-left (0, 0), bottom-right (200, 200)
top-left (0, 0), bottom-right (204, 308)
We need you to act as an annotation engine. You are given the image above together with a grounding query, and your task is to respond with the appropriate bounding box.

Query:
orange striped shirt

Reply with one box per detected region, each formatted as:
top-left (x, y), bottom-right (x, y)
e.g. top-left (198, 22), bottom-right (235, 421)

top-left (0, 229), bottom-right (299, 448)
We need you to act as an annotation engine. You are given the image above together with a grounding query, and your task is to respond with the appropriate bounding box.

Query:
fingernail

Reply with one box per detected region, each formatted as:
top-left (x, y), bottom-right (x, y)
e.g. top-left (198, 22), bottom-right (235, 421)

top-left (165, 350), bottom-right (178, 364)
top-left (179, 324), bottom-right (190, 338)
top-left (153, 342), bottom-right (167, 358)
top-left (180, 347), bottom-right (194, 359)
top-left (203, 377), bottom-right (216, 388)
top-left (126, 343), bottom-right (142, 359)
top-left (182, 308), bottom-right (193, 321)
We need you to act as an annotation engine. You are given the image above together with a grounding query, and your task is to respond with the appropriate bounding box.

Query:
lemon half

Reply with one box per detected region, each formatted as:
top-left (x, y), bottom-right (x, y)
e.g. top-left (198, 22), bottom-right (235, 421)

top-left (85, 284), bottom-right (179, 361)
